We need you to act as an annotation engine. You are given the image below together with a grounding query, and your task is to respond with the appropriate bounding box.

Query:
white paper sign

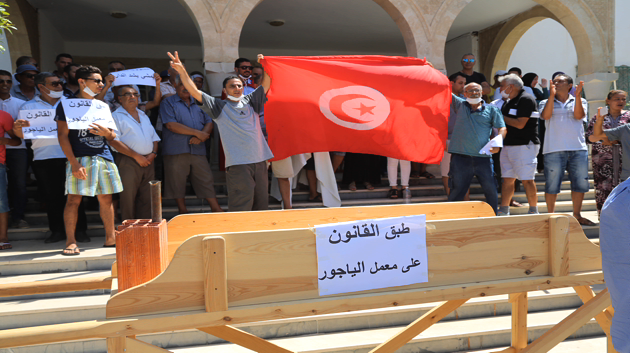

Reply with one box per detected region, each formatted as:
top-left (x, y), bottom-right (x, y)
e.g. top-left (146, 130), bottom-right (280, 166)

top-left (479, 134), bottom-right (503, 155)
top-left (18, 109), bottom-right (58, 139)
top-left (315, 215), bottom-right (428, 296)
top-left (111, 68), bottom-right (156, 87)
top-left (61, 99), bottom-right (117, 130)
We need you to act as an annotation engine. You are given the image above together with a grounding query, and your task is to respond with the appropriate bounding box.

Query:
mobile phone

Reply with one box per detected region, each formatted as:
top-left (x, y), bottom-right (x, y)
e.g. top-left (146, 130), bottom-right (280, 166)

top-left (601, 106), bottom-right (608, 116)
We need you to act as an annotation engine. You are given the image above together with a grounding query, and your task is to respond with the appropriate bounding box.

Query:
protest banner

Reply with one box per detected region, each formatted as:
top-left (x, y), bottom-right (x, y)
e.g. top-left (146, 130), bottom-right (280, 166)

top-left (315, 215), bottom-right (428, 296)
top-left (111, 67), bottom-right (156, 87)
top-left (61, 99), bottom-right (117, 130)
top-left (18, 109), bottom-right (58, 139)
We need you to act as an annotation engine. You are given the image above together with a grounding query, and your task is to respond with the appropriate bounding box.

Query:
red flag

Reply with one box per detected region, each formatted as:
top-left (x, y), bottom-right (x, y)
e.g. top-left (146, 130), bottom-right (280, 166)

top-left (260, 55), bottom-right (451, 163)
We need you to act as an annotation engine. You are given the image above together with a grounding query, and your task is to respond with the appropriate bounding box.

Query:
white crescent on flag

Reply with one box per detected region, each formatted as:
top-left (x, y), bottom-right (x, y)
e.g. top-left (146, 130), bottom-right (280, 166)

top-left (319, 85), bottom-right (391, 130)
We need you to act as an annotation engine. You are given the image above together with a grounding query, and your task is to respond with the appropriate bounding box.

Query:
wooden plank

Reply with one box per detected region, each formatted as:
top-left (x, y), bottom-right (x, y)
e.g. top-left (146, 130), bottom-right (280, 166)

top-left (573, 285), bottom-right (612, 336)
top-left (608, 334), bottom-right (618, 353)
top-left (106, 337), bottom-right (125, 353)
top-left (0, 276), bottom-right (112, 297)
top-left (203, 236), bottom-right (228, 312)
top-left (112, 262), bottom-right (117, 278)
top-left (521, 288), bottom-right (611, 353)
top-left (125, 337), bottom-right (173, 352)
top-left (549, 215), bottom-right (570, 277)
top-left (107, 215), bottom-right (603, 318)
top-left (509, 292), bottom-right (528, 351)
top-left (199, 325), bottom-right (295, 353)
top-left (166, 202), bottom-right (496, 260)
top-left (0, 272), bottom-right (604, 350)
top-left (369, 299), bottom-right (468, 353)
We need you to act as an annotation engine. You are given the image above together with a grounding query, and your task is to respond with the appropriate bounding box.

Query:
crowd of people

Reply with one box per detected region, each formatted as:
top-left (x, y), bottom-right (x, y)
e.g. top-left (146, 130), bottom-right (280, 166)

top-left (0, 51), bottom-right (625, 255)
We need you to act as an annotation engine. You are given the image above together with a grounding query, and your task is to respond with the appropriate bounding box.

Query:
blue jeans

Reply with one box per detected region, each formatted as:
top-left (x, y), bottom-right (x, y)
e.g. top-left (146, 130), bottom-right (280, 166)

top-left (544, 150), bottom-right (589, 194)
top-left (448, 153), bottom-right (498, 214)
top-left (6, 149), bottom-right (28, 220)
top-left (0, 163), bottom-right (8, 213)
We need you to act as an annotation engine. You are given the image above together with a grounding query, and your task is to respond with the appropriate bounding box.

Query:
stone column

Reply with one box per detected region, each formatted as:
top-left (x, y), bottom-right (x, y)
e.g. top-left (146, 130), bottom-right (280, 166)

top-left (579, 72), bottom-right (619, 118)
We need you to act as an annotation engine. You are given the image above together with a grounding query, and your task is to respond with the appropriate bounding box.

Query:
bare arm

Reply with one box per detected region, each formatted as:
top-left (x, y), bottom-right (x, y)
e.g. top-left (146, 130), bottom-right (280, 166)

top-left (95, 74), bottom-right (115, 102)
top-left (481, 81), bottom-right (491, 95)
top-left (503, 116), bottom-right (529, 129)
top-left (541, 83), bottom-right (556, 120)
top-left (592, 107), bottom-right (608, 140)
top-left (164, 121), bottom-right (208, 140)
top-left (257, 54), bottom-right (271, 94)
top-left (56, 120), bottom-right (87, 180)
top-left (167, 51), bottom-right (202, 103)
top-left (573, 81), bottom-right (585, 121)
top-left (1, 129), bottom-right (21, 146)
top-left (498, 127), bottom-right (507, 139)
top-left (144, 74), bottom-right (163, 111)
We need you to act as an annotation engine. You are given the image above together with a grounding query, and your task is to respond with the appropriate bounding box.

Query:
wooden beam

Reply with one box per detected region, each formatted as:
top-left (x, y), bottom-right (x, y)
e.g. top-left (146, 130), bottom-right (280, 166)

top-left (549, 215), bottom-right (570, 277)
top-left (0, 272), bottom-right (605, 349)
top-left (125, 337), bottom-right (173, 352)
top-left (106, 337), bottom-right (126, 353)
top-left (199, 325), bottom-right (295, 353)
top-left (0, 276), bottom-right (112, 298)
top-left (573, 285), bottom-right (612, 336)
top-left (112, 261), bottom-right (118, 278)
top-left (521, 288), bottom-right (611, 353)
top-left (369, 299), bottom-right (468, 353)
top-left (509, 292), bottom-right (528, 351)
top-left (203, 236), bottom-right (228, 312)
top-left (608, 334), bottom-right (618, 353)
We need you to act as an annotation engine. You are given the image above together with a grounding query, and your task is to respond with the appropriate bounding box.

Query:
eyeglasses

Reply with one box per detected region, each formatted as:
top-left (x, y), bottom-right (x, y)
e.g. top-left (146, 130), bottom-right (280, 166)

top-left (85, 78), bottom-right (103, 84)
top-left (462, 59), bottom-right (476, 63)
top-left (121, 92), bottom-right (140, 98)
top-left (50, 81), bottom-right (63, 87)
top-left (23, 73), bottom-right (36, 79)
top-left (239, 66), bottom-right (253, 70)
top-left (466, 90), bottom-right (481, 94)
top-left (0, 79), bottom-right (12, 84)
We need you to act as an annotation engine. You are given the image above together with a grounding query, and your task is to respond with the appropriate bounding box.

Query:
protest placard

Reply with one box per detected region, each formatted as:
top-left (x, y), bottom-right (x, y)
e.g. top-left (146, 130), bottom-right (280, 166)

top-left (315, 215), bottom-right (428, 296)
top-left (111, 67), bottom-right (156, 87)
top-left (18, 109), bottom-right (58, 139)
top-left (61, 99), bottom-right (117, 130)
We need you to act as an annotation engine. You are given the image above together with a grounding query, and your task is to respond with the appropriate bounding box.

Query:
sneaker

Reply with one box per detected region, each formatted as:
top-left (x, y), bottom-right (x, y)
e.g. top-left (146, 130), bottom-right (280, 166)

top-left (11, 219), bottom-right (29, 229)
top-left (497, 210), bottom-right (510, 217)
top-left (527, 210), bottom-right (540, 215)
top-left (45, 231), bottom-right (66, 244)
top-left (75, 231), bottom-right (91, 243)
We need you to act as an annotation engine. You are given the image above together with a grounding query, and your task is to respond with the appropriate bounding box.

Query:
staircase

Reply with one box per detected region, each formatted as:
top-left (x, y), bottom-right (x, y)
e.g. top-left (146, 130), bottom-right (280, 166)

top-left (0, 165), bottom-right (606, 353)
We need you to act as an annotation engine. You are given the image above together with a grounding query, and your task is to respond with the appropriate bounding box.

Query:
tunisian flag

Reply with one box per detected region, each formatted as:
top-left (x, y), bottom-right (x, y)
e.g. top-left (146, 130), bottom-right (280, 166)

top-left (259, 55), bottom-right (451, 163)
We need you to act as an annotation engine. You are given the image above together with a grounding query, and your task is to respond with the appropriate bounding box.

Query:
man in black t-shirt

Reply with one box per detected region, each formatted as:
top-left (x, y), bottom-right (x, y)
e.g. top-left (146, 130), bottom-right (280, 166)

top-left (497, 74), bottom-right (541, 216)
top-left (459, 53), bottom-right (491, 96)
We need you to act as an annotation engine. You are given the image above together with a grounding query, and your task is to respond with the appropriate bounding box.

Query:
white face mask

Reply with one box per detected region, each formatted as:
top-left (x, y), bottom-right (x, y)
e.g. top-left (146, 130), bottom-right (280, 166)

top-left (83, 85), bottom-right (97, 97)
top-left (227, 94), bottom-right (243, 102)
top-left (500, 90), bottom-right (510, 99)
top-left (45, 88), bottom-right (64, 99)
top-left (466, 97), bottom-right (482, 105)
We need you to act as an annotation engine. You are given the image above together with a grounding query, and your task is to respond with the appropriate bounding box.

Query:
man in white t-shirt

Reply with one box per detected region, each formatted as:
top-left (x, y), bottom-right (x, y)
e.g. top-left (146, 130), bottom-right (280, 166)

top-left (539, 74), bottom-right (594, 226)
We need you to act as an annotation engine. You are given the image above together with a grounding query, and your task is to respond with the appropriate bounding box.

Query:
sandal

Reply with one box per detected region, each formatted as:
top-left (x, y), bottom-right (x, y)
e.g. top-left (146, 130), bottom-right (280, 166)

top-left (419, 171), bottom-right (435, 179)
top-left (348, 181), bottom-right (357, 191)
top-left (62, 245), bottom-right (80, 256)
top-left (0, 242), bottom-right (12, 250)
top-left (576, 217), bottom-right (596, 226)
top-left (308, 193), bottom-right (323, 202)
top-left (510, 200), bottom-right (524, 207)
top-left (364, 182), bottom-right (375, 190)
top-left (387, 189), bottom-right (399, 199)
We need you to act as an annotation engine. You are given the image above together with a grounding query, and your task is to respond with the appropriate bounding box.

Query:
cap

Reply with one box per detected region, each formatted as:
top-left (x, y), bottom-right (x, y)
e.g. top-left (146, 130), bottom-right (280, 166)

top-left (494, 70), bottom-right (508, 76)
top-left (16, 64), bottom-right (39, 74)
top-left (160, 70), bottom-right (170, 77)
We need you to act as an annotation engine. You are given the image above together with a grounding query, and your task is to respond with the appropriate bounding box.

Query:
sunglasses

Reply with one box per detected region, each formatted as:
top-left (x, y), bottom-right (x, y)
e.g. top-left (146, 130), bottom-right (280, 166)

top-left (462, 59), bottom-right (475, 63)
top-left (239, 65), bottom-right (253, 70)
top-left (0, 79), bottom-right (12, 84)
top-left (85, 78), bottom-right (104, 84)
top-left (121, 92), bottom-right (140, 98)
top-left (50, 81), bottom-right (63, 87)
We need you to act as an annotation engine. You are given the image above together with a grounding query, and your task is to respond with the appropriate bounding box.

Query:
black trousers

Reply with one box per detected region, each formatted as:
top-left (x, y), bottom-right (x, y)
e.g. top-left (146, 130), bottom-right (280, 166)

top-left (33, 158), bottom-right (87, 233)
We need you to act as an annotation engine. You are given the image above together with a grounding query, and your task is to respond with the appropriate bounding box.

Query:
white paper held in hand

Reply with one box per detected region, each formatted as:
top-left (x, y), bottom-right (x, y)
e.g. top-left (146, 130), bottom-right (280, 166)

top-left (479, 134), bottom-right (503, 155)
top-left (111, 68), bottom-right (156, 87)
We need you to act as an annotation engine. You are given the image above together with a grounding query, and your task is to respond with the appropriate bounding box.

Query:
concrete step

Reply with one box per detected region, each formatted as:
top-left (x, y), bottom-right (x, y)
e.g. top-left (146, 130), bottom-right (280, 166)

top-left (0, 285), bottom-right (605, 352)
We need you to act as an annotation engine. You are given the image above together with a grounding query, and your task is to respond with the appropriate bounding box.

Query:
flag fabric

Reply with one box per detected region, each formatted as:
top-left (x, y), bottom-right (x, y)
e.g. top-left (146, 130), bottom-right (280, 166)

top-left (259, 55), bottom-right (451, 163)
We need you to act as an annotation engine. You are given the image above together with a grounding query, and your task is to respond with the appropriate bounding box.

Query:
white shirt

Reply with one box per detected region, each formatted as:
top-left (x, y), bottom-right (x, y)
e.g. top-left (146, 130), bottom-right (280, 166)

top-left (0, 95), bottom-right (26, 149)
top-left (18, 95), bottom-right (67, 160)
top-left (112, 106), bottom-right (160, 155)
top-left (539, 95), bottom-right (589, 154)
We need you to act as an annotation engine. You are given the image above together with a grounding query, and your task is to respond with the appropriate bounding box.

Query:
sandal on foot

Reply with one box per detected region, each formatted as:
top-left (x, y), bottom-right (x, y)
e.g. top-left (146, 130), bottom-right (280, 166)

top-left (62, 246), bottom-right (80, 256)
top-left (0, 242), bottom-right (12, 250)
top-left (308, 193), bottom-right (323, 202)
top-left (419, 171), bottom-right (435, 179)
top-left (348, 181), bottom-right (357, 191)
top-left (364, 182), bottom-right (375, 190)
top-left (577, 217), bottom-right (596, 226)
top-left (387, 189), bottom-right (399, 199)
top-left (510, 200), bottom-right (524, 207)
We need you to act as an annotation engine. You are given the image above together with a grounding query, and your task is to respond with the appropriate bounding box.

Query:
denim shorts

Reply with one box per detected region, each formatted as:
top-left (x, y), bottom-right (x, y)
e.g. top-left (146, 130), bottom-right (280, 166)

top-left (544, 150), bottom-right (590, 194)
top-left (0, 163), bottom-right (8, 213)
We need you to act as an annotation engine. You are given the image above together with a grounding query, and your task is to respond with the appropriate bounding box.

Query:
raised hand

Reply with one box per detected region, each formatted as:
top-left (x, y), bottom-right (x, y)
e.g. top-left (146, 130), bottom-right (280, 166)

top-left (154, 72), bottom-right (162, 85)
top-left (596, 107), bottom-right (605, 121)
top-left (257, 54), bottom-right (264, 63)
top-left (167, 51), bottom-right (186, 75)
top-left (14, 119), bottom-right (30, 129)
top-left (575, 81), bottom-right (585, 97)
top-left (541, 78), bottom-right (548, 88)
top-left (549, 81), bottom-right (557, 98)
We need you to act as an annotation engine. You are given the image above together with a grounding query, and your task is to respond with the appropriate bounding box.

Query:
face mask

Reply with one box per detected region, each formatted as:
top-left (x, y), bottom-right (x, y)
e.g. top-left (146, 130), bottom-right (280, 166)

top-left (227, 94), bottom-right (243, 102)
top-left (466, 97), bottom-right (482, 105)
top-left (83, 85), bottom-right (97, 97)
top-left (45, 88), bottom-right (63, 99)
top-left (500, 90), bottom-right (510, 99)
